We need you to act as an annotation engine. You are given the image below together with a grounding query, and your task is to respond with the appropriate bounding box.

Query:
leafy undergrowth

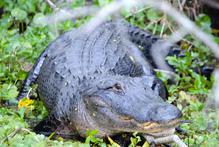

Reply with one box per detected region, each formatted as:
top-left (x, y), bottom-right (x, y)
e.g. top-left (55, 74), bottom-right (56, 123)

top-left (0, 0), bottom-right (219, 146)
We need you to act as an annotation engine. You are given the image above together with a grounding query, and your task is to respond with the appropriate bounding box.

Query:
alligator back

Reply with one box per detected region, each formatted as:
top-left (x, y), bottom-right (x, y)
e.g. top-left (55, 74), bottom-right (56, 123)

top-left (36, 21), bottom-right (155, 111)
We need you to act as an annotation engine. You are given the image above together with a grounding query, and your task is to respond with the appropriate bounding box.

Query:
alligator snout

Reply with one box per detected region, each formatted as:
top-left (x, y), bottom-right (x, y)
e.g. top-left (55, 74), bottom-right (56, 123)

top-left (147, 103), bottom-right (182, 123)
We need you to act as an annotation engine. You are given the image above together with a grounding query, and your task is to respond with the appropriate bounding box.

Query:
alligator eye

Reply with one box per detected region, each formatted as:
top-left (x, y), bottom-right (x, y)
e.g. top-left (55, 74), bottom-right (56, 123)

top-left (105, 83), bottom-right (124, 93)
top-left (113, 83), bottom-right (123, 91)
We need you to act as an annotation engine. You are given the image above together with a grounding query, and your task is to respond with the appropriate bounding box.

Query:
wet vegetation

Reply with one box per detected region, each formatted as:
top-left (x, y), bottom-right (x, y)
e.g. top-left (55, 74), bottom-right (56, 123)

top-left (0, 0), bottom-right (219, 146)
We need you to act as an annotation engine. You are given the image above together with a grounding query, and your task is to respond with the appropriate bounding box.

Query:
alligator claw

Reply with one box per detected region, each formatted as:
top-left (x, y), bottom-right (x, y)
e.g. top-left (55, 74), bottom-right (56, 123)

top-left (144, 135), bottom-right (187, 147)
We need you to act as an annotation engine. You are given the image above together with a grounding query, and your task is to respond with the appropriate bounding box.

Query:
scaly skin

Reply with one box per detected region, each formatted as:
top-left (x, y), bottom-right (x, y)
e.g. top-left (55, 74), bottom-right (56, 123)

top-left (18, 20), bottom-right (185, 146)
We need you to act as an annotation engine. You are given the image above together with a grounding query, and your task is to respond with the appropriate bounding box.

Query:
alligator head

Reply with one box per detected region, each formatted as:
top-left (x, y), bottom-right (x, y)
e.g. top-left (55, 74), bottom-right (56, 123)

top-left (70, 74), bottom-right (182, 140)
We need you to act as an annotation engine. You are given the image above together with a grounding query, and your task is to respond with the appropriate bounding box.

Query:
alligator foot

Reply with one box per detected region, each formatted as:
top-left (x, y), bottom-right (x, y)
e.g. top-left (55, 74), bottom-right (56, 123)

top-left (144, 135), bottom-right (187, 147)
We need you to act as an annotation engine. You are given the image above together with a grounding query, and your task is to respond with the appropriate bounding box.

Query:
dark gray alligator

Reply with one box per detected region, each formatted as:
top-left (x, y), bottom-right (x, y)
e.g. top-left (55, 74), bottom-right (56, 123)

top-left (17, 20), bottom-right (187, 146)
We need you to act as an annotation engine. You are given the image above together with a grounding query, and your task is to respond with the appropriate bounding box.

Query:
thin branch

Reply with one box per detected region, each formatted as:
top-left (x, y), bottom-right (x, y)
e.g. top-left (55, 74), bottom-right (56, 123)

top-left (177, 0), bottom-right (183, 11)
top-left (208, 69), bottom-right (219, 109)
top-left (154, 69), bottom-right (177, 77)
top-left (0, 128), bottom-right (39, 144)
top-left (85, 0), bottom-right (219, 57)
top-left (43, 0), bottom-right (219, 60)
top-left (37, 6), bottom-right (99, 25)
top-left (151, 28), bottom-right (188, 71)
top-left (82, 0), bottom-right (130, 32)
top-left (45, 0), bottom-right (58, 10)
top-left (148, 0), bottom-right (219, 58)
top-left (27, 88), bottom-right (32, 98)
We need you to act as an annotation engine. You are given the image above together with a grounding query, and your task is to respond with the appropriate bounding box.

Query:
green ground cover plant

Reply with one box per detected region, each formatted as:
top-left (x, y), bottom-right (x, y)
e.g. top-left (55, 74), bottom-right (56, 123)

top-left (0, 0), bottom-right (218, 146)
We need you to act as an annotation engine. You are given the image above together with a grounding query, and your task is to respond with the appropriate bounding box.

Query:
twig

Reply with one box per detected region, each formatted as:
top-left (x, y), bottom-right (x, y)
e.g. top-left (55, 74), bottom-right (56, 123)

top-left (84, 0), bottom-right (219, 57)
top-left (154, 69), bottom-right (177, 77)
top-left (45, 0), bottom-right (58, 10)
top-left (148, 0), bottom-right (219, 58)
top-left (181, 0), bottom-right (186, 7)
top-left (81, 0), bottom-right (219, 73)
top-left (0, 128), bottom-right (39, 144)
top-left (37, 6), bottom-right (99, 25)
top-left (26, 88), bottom-right (32, 98)
top-left (160, 18), bottom-right (166, 37)
top-left (125, 6), bottom-right (150, 18)
top-left (208, 69), bottom-right (219, 109)
top-left (177, 0), bottom-right (183, 11)
top-left (82, 0), bottom-right (130, 32)
top-left (151, 28), bottom-right (188, 71)
top-left (43, 0), bottom-right (219, 60)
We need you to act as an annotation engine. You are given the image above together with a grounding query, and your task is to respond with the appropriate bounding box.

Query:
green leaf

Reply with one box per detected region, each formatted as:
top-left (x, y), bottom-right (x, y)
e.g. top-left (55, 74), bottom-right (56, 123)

top-left (0, 84), bottom-right (18, 100)
top-left (71, 0), bottom-right (86, 7)
top-left (33, 13), bottom-right (46, 27)
top-left (196, 14), bottom-right (212, 33)
top-left (11, 8), bottom-right (27, 21)
top-left (98, 0), bottom-right (112, 6)
top-left (146, 9), bottom-right (161, 21)
top-left (17, 71), bottom-right (27, 80)
top-left (17, 107), bottom-right (26, 119)
top-left (192, 113), bottom-right (208, 131)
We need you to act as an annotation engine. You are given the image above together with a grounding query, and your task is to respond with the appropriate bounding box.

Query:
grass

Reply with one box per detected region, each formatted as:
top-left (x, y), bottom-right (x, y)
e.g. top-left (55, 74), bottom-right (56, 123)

top-left (0, 0), bottom-right (219, 146)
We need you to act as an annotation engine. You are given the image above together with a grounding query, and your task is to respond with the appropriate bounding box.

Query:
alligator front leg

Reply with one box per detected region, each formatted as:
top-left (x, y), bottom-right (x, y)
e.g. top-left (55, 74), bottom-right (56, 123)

top-left (144, 135), bottom-right (187, 147)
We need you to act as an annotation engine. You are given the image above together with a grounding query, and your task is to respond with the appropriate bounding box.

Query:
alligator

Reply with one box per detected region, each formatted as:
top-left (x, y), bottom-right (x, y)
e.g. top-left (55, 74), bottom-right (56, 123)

top-left (17, 20), bottom-right (187, 146)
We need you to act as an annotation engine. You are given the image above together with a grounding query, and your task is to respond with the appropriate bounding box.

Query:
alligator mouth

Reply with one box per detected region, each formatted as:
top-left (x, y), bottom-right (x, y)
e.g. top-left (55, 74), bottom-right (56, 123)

top-left (139, 119), bottom-right (181, 137)
top-left (139, 119), bottom-right (188, 146)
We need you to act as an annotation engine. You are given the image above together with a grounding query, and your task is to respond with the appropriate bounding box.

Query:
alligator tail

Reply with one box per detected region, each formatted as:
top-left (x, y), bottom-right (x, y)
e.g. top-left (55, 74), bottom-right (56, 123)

top-left (126, 24), bottom-right (183, 68)
top-left (126, 24), bottom-right (214, 78)
top-left (17, 49), bottom-right (48, 101)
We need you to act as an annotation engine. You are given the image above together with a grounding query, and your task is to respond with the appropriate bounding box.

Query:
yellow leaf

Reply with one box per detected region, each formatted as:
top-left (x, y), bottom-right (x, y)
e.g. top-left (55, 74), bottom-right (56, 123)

top-left (107, 136), bottom-right (120, 147)
top-left (58, 136), bottom-right (64, 141)
top-left (142, 141), bottom-right (150, 147)
top-left (18, 97), bottom-right (34, 112)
